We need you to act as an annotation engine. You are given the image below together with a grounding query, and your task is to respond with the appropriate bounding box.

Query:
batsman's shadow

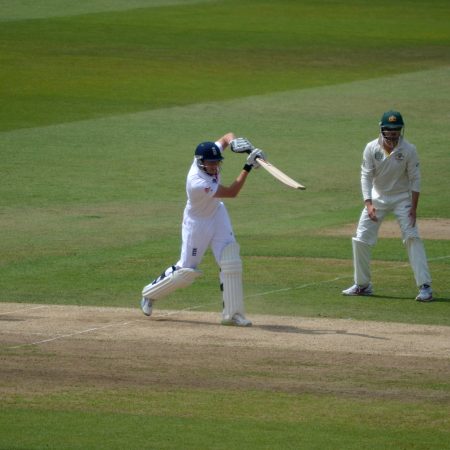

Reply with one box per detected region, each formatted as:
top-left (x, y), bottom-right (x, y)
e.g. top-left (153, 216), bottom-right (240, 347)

top-left (154, 317), bottom-right (388, 341)
top-left (256, 324), bottom-right (388, 340)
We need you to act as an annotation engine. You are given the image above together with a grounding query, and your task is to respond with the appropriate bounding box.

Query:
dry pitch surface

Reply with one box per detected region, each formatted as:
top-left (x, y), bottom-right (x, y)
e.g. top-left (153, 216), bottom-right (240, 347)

top-left (1, 302), bottom-right (449, 401)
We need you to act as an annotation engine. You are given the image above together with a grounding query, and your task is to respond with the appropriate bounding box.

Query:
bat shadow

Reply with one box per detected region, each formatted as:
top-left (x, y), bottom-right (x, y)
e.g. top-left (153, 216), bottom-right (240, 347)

top-left (257, 324), bottom-right (388, 340)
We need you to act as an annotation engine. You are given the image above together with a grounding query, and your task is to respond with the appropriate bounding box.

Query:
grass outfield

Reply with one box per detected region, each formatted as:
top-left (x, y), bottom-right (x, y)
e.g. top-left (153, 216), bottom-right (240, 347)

top-left (1, 0), bottom-right (450, 131)
top-left (2, 67), bottom-right (449, 324)
top-left (2, 391), bottom-right (449, 449)
top-left (1, 1), bottom-right (450, 449)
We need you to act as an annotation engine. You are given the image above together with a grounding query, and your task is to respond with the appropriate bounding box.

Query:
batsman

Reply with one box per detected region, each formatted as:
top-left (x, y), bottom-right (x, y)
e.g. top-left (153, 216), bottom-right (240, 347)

top-left (140, 133), bottom-right (265, 326)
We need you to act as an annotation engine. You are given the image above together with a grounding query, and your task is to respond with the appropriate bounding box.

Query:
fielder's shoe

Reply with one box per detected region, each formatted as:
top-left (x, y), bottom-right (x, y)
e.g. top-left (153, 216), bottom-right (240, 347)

top-left (140, 297), bottom-right (153, 316)
top-left (342, 283), bottom-right (373, 296)
top-left (416, 284), bottom-right (433, 302)
top-left (221, 313), bottom-right (252, 327)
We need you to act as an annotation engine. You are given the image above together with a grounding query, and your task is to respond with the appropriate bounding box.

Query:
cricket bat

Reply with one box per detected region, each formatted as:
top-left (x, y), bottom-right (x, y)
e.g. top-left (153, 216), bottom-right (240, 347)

top-left (256, 157), bottom-right (306, 190)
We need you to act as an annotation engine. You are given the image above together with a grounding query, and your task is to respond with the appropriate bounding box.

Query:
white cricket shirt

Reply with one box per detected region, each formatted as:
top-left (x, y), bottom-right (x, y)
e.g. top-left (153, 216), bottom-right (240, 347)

top-left (184, 158), bottom-right (222, 218)
top-left (360, 136), bottom-right (421, 200)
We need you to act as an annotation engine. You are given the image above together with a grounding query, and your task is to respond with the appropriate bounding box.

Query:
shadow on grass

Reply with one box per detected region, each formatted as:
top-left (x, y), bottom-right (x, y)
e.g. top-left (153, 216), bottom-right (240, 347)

top-left (369, 294), bottom-right (415, 301)
top-left (430, 297), bottom-right (450, 303)
top-left (371, 294), bottom-right (450, 303)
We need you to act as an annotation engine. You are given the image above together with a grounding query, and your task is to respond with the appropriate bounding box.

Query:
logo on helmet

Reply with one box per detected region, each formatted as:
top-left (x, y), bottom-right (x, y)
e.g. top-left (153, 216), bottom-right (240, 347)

top-left (380, 110), bottom-right (404, 129)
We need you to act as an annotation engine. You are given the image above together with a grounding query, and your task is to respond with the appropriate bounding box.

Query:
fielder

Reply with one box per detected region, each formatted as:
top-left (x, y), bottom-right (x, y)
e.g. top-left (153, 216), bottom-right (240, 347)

top-left (342, 110), bottom-right (433, 302)
top-left (140, 133), bottom-right (265, 326)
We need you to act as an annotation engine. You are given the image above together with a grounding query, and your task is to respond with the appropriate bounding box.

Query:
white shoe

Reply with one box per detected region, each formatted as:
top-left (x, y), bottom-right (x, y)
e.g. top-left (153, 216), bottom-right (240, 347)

top-left (221, 313), bottom-right (252, 327)
top-left (140, 297), bottom-right (153, 316)
top-left (342, 283), bottom-right (373, 296)
top-left (416, 284), bottom-right (433, 302)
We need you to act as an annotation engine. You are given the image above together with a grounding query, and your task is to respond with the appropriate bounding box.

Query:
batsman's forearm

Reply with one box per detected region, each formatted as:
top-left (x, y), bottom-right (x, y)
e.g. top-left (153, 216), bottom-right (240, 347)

top-left (214, 170), bottom-right (249, 198)
top-left (217, 132), bottom-right (236, 150)
top-left (227, 170), bottom-right (250, 197)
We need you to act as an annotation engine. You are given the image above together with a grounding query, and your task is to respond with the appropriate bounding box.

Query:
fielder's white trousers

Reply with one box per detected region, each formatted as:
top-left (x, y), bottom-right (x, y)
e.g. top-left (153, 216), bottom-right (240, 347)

top-left (352, 192), bottom-right (431, 287)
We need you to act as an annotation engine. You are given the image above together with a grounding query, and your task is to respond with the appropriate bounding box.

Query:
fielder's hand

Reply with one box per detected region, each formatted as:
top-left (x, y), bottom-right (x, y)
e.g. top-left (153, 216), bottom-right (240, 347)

top-left (246, 148), bottom-right (266, 169)
top-left (366, 203), bottom-right (378, 222)
top-left (230, 137), bottom-right (254, 154)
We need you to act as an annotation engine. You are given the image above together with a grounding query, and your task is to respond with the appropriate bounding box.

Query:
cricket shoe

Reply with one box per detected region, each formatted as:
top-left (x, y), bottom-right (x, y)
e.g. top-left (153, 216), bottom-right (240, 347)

top-left (140, 297), bottom-right (153, 316)
top-left (342, 283), bottom-right (373, 296)
top-left (415, 284), bottom-right (433, 302)
top-left (221, 313), bottom-right (252, 327)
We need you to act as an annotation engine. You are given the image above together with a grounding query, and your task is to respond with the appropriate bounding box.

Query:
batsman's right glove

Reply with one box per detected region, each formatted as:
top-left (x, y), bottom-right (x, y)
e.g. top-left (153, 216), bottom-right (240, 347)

top-left (230, 137), bottom-right (255, 154)
top-left (246, 148), bottom-right (266, 169)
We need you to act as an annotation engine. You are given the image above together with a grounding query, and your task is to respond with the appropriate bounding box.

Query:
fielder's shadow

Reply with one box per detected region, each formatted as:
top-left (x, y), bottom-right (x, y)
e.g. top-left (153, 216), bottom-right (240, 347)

top-left (427, 296), bottom-right (450, 303)
top-left (371, 294), bottom-right (449, 303)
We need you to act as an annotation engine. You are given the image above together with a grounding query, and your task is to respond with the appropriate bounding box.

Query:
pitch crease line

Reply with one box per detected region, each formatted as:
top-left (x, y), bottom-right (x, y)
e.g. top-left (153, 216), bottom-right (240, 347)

top-left (245, 255), bottom-right (449, 299)
top-left (0, 305), bottom-right (49, 316)
top-left (6, 255), bottom-right (448, 344)
top-left (9, 321), bottom-right (136, 349)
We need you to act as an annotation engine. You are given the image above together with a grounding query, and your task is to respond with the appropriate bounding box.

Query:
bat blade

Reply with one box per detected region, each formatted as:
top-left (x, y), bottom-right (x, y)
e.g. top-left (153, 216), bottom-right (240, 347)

top-left (257, 158), bottom-right (306, 190)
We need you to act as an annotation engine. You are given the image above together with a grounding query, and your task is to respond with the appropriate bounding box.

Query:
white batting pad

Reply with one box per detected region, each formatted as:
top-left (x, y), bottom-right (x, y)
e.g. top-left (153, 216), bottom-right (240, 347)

top-left (352, 238), bottom-right (372, 286)
top-left (142, 268), bottom-right (202, 300)
top-left (220, 242), bottom-right (245, 321)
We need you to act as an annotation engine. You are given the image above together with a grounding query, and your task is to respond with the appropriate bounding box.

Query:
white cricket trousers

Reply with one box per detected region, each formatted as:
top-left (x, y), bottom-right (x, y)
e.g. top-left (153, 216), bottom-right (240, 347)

top-left (352, 192), bottom-right (431, 287)
top-left (176, 203), bottom-right (236, 272)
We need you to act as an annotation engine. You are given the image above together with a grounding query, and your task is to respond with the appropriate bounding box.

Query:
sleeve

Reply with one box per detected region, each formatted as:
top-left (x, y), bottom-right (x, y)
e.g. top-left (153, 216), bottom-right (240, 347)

top-left (360, 144), bottom-right (375, 201)
top-left (407, 145), bottom-right (421, 192)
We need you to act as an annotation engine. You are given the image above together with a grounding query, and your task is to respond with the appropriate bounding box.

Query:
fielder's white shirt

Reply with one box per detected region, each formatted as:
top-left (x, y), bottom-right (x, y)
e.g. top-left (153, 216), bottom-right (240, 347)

top-left (360, 136), bottom-right (421, 200)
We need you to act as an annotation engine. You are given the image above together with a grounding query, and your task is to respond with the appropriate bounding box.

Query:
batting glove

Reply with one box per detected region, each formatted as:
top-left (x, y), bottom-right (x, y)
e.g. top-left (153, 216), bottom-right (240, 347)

top-left (230, 137), bottom-right (255, 154)
top-left (246, 148), bottom-right (266, 169)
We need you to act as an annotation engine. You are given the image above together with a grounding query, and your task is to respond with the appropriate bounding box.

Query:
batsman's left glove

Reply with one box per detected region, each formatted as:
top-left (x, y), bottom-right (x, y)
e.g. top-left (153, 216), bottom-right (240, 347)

top-left (230, 137), bottom-right (255, 154)
top-left (246, 148), bottom-right (266, 169)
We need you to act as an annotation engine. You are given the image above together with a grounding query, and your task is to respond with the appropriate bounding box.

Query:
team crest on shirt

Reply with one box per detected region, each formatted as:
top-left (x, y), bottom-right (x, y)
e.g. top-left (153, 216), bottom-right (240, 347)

top-left (374, 151), bottom-right (383, 161)
top-left (395, 152), bottom-right (404, 161)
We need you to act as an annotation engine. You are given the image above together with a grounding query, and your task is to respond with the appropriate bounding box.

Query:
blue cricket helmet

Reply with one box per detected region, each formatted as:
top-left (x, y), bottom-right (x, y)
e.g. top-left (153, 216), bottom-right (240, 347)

top-left (195, 142), bottom-right (223, 162)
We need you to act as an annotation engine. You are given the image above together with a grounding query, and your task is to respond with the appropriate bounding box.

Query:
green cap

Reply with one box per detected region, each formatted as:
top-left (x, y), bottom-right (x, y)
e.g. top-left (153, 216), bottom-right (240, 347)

top-left (379, 110), bottom-right (404, 128)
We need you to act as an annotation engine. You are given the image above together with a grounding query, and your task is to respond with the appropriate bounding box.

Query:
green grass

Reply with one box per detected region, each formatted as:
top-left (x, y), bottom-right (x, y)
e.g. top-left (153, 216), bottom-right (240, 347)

top-left (1, 390), bottom-right (449, 450)
top-left (1, 1), bottom-right (450, 449)
top-left (0, 0), bottom-right (210, 21)
top-left (1, 0), bottom-right (449, 131)
top-left (1, 67), bottom-right (449, 325)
